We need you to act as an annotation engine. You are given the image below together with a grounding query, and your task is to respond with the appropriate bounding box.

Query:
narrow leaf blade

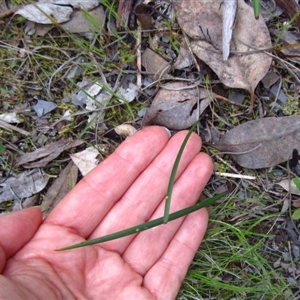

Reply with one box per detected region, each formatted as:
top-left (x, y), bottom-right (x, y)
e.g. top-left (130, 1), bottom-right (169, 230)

top-left (164, 119), bottom-right (200, 223)
top-left (293, 178), bottom-right (300, 192)
top-left (58, 193), bottom-right (225, 251)
top-left (292, 208), bottom-right (300, 220)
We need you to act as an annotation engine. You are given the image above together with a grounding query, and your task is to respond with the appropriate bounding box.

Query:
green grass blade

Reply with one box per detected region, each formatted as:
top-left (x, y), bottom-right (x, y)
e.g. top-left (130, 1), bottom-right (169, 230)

top-left (58, 193), bottom-right (225, 251)
top-left (0, 142), bottom-right (5, 155)
top-left (292, 208), bottom-right (300, 220)
top-left (293, 178), bottom-right (300, 191)
top-left (163, 120), bottom-right (200, 224)
top-left (253, 0), bottom-right (260, 19)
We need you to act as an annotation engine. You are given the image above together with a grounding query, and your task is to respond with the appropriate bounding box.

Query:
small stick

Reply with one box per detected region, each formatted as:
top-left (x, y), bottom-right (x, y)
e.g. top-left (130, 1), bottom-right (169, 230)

top-left (215, 172), bottom-right (256, 180)
top-left (0, 119), bottom-right (30, 136)
top-left (136, 26), bottom-right (142, 88)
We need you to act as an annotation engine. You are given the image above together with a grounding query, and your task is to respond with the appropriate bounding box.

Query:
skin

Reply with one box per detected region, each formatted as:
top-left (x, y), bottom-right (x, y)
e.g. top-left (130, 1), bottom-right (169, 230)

top-left (0, 126), bottom-right (213, 299)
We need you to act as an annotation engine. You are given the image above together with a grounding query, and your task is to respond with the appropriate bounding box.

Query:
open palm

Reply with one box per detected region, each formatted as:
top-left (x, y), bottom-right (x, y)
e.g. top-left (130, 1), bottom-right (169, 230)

top-left (0, 127), bottom-right (213, 299)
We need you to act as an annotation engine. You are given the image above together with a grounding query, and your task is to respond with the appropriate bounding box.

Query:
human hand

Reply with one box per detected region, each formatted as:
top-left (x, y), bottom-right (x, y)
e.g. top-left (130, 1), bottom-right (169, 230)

top-left (0, 126), bottom-right (213, 299)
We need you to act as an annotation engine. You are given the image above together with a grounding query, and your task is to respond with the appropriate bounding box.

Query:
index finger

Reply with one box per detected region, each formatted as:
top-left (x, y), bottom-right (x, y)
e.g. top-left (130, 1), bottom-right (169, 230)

top-left (45, 126), bottom-right (170, 238)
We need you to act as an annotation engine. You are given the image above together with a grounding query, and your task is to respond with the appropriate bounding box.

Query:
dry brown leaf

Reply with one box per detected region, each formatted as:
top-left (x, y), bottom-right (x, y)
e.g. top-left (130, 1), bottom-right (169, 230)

top-left (213, 116), bottom-right (300, 169)
top-left (276, 179), bottom-right (300, 196)
top-left (173, 43), bottom-right (194, 69)
top-left (70, 146), bottom-right (100, 176)
top-left (15, 139), bottom-right (83, 168)
top-left (41, 161), bottom-right (78, 218)
top-left (15, 194), bottom-right (40, 211)
top-left (134, 4), bottom-right (154, 29)
top-left (173, 0), bottom-right (272, 108)
top-left (142, 82), bottom-right (210, 130)
top-left (15, 3), bottom-right (73, 24)
top-left (24, 3), bottom-right (104, 36)
top-left (15, 1), bottom-right (99, 25)
top-left (61, 6), bottom-right (105, 33)
top-left (0, 169), bottom-right (50, 202)
top-left (141, 48), bottom-right (171, 80)
top-left (39, 0), bottom-right (99, 10)
top-left (117, 0), bottom-right (133, 28)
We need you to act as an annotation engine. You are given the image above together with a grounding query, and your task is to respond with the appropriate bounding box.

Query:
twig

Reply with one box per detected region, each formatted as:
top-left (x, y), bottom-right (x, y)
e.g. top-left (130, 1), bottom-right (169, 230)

top-left (159, 79), bottom-right (202, 91)
top-left (136, 26), bottom-right (142, 88)
top-left (0, 119), bottom-right (30, 136)
top-left (0, 136), bottom-right (24, 155)
top-left (215, 172), bottom-right (256, 180)
top-left (212, 151), bottom-right (279, 196)
top-left (88, 52), bottom-right (108, 85)
top-left (116, 0), bottom-right (133, 28)
top-left (209, 104), bottom-right (234, 127)
top-left (47, 55), bottom-right (79, 99)
top-left (288, 241), bottom-right (296, 280)
top-left (214, 94), bottom-right (248, 108)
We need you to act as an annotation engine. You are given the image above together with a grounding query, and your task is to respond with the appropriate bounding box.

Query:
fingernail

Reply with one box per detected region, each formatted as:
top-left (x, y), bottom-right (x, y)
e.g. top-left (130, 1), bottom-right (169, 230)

top-left (162, 126), bottom-right (171, 138)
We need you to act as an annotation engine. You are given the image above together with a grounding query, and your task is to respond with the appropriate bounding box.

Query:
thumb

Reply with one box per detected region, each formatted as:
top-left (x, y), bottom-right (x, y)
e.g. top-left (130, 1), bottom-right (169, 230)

top-left (0, 207), bottom-right (42, 272)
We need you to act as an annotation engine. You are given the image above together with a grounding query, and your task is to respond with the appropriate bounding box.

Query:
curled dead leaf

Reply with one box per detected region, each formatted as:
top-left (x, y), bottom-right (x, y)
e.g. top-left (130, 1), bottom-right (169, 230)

top-left (174, 0), bottom-right (272, 108)
top-left (41, 161), bottom-right (78, 218)
top-left (134, 4), bottom-right (154, 29)
top-left (0, 169), bottom-right (50, 202)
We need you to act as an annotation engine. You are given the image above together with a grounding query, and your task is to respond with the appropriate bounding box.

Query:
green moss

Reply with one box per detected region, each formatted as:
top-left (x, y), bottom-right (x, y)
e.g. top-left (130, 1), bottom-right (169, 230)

top-left (215, 161), bottom-right (229, 173)
top-left (282, 95), bottom-right (300, 115)
top-left (0, 200), bottom-right (14, 210)
top-left (10, 0), bottom-right (27, 5)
